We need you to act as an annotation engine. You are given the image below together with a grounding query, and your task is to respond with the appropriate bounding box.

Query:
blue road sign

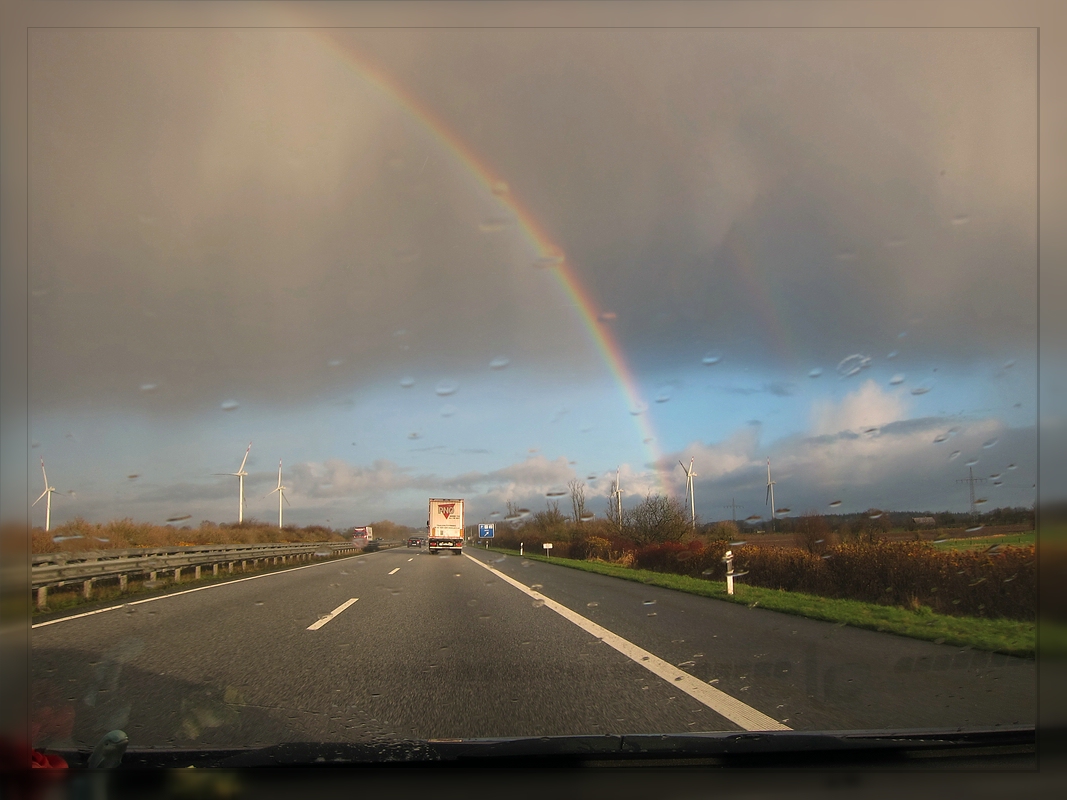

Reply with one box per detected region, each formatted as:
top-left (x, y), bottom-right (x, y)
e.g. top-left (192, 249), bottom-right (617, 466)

top-left (478, 523), bottom-right (495, 539)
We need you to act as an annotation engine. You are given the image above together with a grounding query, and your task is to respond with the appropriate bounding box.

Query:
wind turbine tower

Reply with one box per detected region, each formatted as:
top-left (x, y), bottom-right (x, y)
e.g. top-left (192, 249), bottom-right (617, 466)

top-left (215, 442), bottom-right (252, 524)
top-left (679, 458), bottom-right (697, 528)
top-left (33, 457), bottom-right (58, 532)
top-left (266, 459), bottom-right (290, 529)
top-left (766, 458), bottom-right (776, 533)
top-left (611, 467), bottom-right (623, 528)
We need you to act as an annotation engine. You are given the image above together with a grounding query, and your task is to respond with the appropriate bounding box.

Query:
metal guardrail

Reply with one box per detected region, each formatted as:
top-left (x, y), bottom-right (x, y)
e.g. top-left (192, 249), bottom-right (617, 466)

top-left (30, 540), bottom-right (402, 610)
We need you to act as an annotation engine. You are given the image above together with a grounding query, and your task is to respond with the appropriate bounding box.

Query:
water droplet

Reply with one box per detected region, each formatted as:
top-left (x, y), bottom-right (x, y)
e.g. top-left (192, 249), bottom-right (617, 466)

top-left (829, 500), bottom-right (842, 508)
top-left (586, 602), bottom-right (599, 608)
top-left (408, 432), bottom-right (421, 440)
top-left (255, 601), bottom-right (264, 607)
top-left (327, 358), bottom-right (343, 368)
top-left (775, 507), bottom-right (791, 515)
top-left (489, 356), bottom-right (510, 370)
top-left (579, 511), bottom-right (595, 521)
top-left (933, 434), bottom-right (948, 444)
top-left (220, 400), bottom-right (240, 411)
top-left (837, 354), bottom-right (871, 377)
top-left (479, 217), bottom-right (511, 233)
top-left (993, 480), bottom-right (1003, 486)
top-left (598, 311), bottom-right (617, 322)
top-left (642, 600), bottom-right (656, 606)
top-left (966, 525), bottom-right (984, 533)
top-left (982, 437), bottom-right (998, 449)
top-left (965, 456), bottom-right (980, 466)
top-left (949, 450), bottom-right (961, 461)
top-left (1002, 359), bottom-right (1016, 369)
top-left (745, 514), bottom-right (762, 521)
top-left (868, 510), bottom-right (883, 519)
top-left (886, 351), bottom-right (899, 360)
top-left (517, 508), bottom-right (530, 515)
top-left (489, 511), bottom-right (500, 518)
top-left (989, 473), bottom-right (1001, 480)
top-left (629, 402), bottom-right (648, 416)
top-left (889, 374), bottom-right (906, 386)
top-left (491, 180), bottom-right (509, 197)
top-left (435, 380), bottom-right (458, 397)
top-left (532, 599), bottom-right (544, 608)
top-left (439, 405), bottom-right (457, 418)
top-left (655, 386), bottom-right (672, 403)
top-left (729, 540), bottom-right (747, 547)
top-left (648, 612), bottom-right (658, 617)
top-left (808, 368), bottom-right (823, 378)
top-left (974, 498), bottom-right (987, 505)
top-left (139, 383), bottom-right (158, 393)
top-left (910, 385), bottom-right (932, 396)
top-left (545, 488), bottom-right (567, 498)
top-left (166, 514), bottom-right (191, 522)
top-left (951, 214), bottom-right (970, 225)
top-left (1007, 463), bottom-right (1017, 470)
top-left (399, 377), bottom-right (415, 388)
top-left (127, 473), bottom-right (140, 480)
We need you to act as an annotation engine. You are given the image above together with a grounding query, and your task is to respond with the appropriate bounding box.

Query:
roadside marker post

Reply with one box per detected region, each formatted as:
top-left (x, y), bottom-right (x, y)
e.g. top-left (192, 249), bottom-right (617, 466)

top-left (723, 550), bottom-right (734, 595)
top-left (520, 542), bottom-right (523, 556)
top-left (543, 542), bottom-right (553, 558)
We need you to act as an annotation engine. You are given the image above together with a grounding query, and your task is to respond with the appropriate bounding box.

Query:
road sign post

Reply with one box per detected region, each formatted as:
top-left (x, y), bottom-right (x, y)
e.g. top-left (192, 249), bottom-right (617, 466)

top-left (543, 542), bottom-right (553, 558)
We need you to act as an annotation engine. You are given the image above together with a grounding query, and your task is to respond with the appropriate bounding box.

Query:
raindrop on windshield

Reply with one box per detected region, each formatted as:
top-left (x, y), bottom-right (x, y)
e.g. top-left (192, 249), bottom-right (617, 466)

top-left (399, 377), bottom-right (415, 388)
top-left (951, 214), bottom-right (970, 225)
top-left (587, 602), bottom-right (599, 608)
top-left (166, 514), bottom-right (191, 522)
top-left (629, 402), bottom-right (648, 416)
top-left (729, 541), bottom-right (747, 547)
top-left (989, 473), bottom-right (1002, 480)
top-left (408, 432), bottom-right (421, 440)
top-left (127, 474), bottom-right (139, 480)
top-left (327, 358), bottom-right (343, 368)
top-left (580, 512), bottom-right (595, 521)
top-left (982, 437), bottom-right (999, 449)
top-left (829, 500), bottom-right (842, 508)
top-left (889, 374), bottom-right (905, 386)
top-left (886, 351), bottom-right (899, 360)
top-left (868, 510), bottom-right (883, 519)
top-left (435, 380), bottom-right (459, 397)
top-left (642, 600), bottom-right (656, 606)
top-left (949, 450), bottom-right (961, 461)
top-left (516, 508), bottom-right (530, 516)
top-left (837, 354), bottom-right (871, 378)
top-left (586, 474), bottom-right (598, 481)
top-left (545, 488), bottom-right (568, 498)
top-left (910, 386), bottom-right (932, 395)
top-left (702, 353), bottom-right (722, 366)
top-left (775, 507), bottom-right (791, 515)
top-left (1007, 463), bottom-right (1017, 470)
top-left (489, 511), bottom-right (500, 518)
top-left (655, 387), bottom-right (672, 403)
top-left (974, 498), bottom-right (987, 505)
top-left (220, 400), bottom-right (239, 411)
top-left (439, 405), bottom-right (457, 418)
top-left (965, 457), bottom-right (980, 467)
top-left (1003, 359), bottom-right (1016, 369)
top-left (745, 514), bottom-right (762, 521)
top-left (966, 525), bottom-right (984, 533)
top-left (489, 356), bottom-right (510, 370)
top-left (598, 311), bottom-right (617, 322)
top-left (933, 434), bottom-right (948, 444)
top-left (140, 383), bottom-right (158, 393)
top-left (808, 368), bottom-right (823, 378)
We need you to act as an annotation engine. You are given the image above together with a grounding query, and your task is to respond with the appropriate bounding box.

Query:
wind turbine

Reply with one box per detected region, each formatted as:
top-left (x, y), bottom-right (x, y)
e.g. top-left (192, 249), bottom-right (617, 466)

top-left (33, 457), bottom-right (58, 532)
top-left (214, 442), bottom-right (251, 524)
top-left (266, 459), bottom-right (290, 529)
top-left (679, 458), bottom-right (697, 528)
top-left (765, 458), bottom-right (776, 532)
top-left (611, 467), bottom-right (623, 527)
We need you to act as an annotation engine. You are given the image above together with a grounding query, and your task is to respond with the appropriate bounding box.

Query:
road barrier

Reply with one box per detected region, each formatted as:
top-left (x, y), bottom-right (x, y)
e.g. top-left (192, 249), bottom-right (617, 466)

top-left (31, 540), bottom-right (399, 610)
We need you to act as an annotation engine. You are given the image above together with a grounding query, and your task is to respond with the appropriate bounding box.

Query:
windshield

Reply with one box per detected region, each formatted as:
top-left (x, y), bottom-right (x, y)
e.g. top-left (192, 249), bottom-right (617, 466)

top-left (12, 1), bottom-right (1044, 763)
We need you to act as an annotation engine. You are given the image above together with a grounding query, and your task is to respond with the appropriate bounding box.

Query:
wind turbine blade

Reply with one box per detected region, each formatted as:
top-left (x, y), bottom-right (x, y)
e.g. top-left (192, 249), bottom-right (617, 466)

top-left (238, 442), bottom-right (252, 474)
top-left (40, 458), bottom-right (49, 490)
top-left (282, 492), bottom-right (291, 507)
top-left (33, 489), bottom-right (48, 506)
top-left (679, 460), bottom-right (686, 472)
top-left (766, 485), bottom-right (771, 504)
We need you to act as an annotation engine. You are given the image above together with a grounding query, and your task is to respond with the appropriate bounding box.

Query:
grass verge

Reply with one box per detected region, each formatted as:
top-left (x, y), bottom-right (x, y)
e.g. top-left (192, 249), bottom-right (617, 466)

top-left (931, 532), bottom-right (1035, 550)
top-left (486, 548), bottom-right (1035, 658)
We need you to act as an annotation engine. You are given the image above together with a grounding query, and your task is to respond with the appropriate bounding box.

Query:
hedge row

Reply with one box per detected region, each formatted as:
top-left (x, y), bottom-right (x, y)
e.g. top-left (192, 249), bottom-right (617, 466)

top-left (631, 539), bottom-right (1035, 621)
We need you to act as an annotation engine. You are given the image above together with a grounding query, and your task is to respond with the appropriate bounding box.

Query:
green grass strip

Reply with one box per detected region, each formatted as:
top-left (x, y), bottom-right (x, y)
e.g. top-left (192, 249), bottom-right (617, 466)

top-left (489, 548), bottom-right (1035, 658)
top-left (931, 532), bottom-right (1035, 550)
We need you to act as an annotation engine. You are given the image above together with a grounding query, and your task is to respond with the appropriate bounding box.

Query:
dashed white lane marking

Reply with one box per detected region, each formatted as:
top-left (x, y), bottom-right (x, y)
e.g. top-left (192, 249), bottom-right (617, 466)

top-left (464, 553), bottom-right (789, 732)
top-left (33, 555), bottom-right (359, 629)
top-left (407, 558), bottom-right (414, 562)
top-left (306, 598), bottom-right (359, 631)
top-left (388, 567), bottom-right (400, 575)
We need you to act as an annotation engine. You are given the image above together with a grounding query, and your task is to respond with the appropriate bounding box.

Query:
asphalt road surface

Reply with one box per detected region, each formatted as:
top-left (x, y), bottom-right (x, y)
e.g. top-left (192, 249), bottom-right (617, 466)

top-left (31, 546), bottom-right (1034, 750)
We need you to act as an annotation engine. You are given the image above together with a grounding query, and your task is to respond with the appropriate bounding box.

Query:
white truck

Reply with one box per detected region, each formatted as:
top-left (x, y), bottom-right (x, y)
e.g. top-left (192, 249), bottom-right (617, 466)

top-left (427, 498), bottom-right (464, 555)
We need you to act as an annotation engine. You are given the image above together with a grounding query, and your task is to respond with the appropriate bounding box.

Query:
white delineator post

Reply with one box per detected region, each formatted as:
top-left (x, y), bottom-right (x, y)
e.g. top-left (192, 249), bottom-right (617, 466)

top-left (724, 549), bottom-right (735, 596)
top-left (520, 542), bottom-right (523, 556)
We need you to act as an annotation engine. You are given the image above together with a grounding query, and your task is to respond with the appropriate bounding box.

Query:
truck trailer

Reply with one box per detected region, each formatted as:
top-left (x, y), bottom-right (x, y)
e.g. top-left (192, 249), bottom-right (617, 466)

top-left (428, 498), bottom-right (464, 555)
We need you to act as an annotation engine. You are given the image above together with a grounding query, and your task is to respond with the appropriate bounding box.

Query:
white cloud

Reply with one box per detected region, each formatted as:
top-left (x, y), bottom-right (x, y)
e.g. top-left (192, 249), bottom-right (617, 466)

top-left (810, 379), bottom-right (910, 436)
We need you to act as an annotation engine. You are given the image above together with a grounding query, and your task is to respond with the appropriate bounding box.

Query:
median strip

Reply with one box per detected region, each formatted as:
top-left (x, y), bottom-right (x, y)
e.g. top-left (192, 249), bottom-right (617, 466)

top-left (307, 598), bottom-right (359, 631)
top-left (464, 553), bottom-right (789, 732)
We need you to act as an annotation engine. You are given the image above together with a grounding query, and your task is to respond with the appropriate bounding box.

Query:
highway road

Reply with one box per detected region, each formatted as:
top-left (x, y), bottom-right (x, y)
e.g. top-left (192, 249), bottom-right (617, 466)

top-left (30, 545), bottom-right (1034, 751)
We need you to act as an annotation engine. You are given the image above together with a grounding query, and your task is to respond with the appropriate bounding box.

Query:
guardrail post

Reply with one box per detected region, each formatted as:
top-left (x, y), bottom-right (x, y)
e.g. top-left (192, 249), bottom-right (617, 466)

top-left (119, 575), bottom-right (128, 592)
top-left (194, 566), bottom-right (201, 580)
top-left (213, 564), bottom-right (219, 576)
top-left (228, 562), bottom-right (234, 573)
top-left (83, 579), bottom-right (93, 600)
top-left (241, 560), bottom-right (247, 571)
top-left (149, 571), bottom-right (157, 582)
top-left (174, 568), bottom-right (181, 582)
top-left (36, 586), bottom-right (47, 610)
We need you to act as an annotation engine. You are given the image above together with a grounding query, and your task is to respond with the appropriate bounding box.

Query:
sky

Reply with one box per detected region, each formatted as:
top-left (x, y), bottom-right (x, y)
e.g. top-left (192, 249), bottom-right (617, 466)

top-left (24, 24), bottom-right (1039, 531)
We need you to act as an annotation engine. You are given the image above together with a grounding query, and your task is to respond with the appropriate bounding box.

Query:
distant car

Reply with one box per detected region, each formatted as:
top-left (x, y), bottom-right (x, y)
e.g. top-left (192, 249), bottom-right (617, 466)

top-left (363, 540), bottom-right (380, 553)
top-left (407, 537), bottom-right (423, 547)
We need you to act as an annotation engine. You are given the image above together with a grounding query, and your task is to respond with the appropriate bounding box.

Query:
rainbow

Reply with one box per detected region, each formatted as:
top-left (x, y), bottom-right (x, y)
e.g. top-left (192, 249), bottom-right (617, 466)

top-left (310, 30), bottom-right (671, 495)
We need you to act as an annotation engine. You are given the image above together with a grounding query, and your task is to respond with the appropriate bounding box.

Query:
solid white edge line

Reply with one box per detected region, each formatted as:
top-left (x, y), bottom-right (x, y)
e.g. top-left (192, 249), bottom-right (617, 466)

top-left (388, 567), bottom-right (400, 575)
top-left (307, 598), bottom-right (359, 631)
top-left (464, 553), bottom-right (790, 732)
top-left (32, 553), bottom-right (364, 629)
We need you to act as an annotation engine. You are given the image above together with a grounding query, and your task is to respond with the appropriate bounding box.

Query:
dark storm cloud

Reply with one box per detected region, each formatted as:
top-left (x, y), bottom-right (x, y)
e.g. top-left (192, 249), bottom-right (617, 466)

top-left (26, 27), bottom-right (1035, 417)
